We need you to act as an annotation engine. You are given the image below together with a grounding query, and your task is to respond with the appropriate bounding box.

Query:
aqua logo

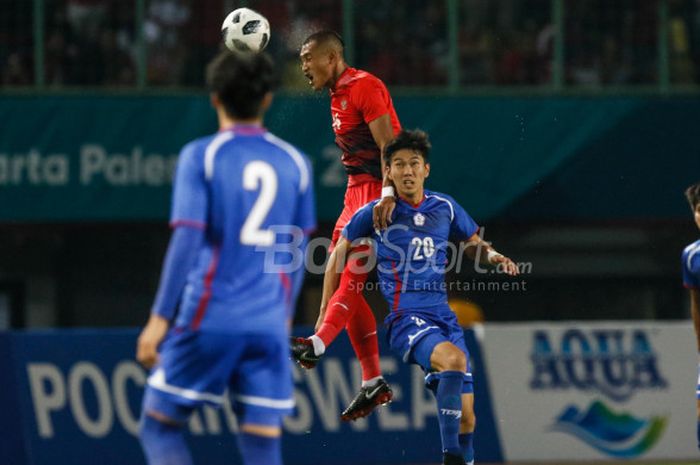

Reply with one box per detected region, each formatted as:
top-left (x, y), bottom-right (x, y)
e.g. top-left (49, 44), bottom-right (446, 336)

top-left (530, 329), bottom-right (667, 401)
top-left (551, 400), bottom-right (666, 458)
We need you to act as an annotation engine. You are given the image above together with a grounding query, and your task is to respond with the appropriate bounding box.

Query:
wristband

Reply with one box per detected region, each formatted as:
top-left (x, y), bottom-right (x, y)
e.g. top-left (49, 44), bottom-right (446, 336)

top-left (486, 249), bottom-right (502, 263)
top-left (382, 186), bottom-right (395, 198)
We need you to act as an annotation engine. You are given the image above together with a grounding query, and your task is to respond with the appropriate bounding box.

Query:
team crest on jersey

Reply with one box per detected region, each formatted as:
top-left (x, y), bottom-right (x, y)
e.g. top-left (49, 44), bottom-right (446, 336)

top-left (341, 99), bottom-right (348, 110)
top-left (413, 213), bottom-right (425, 226)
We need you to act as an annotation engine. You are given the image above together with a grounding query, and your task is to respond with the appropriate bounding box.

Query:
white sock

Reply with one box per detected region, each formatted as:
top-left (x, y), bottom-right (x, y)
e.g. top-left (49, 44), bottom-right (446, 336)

top-left (309, 335), bottom-right (326, 356)
top-left (361, 376), bottom-right (383, 387)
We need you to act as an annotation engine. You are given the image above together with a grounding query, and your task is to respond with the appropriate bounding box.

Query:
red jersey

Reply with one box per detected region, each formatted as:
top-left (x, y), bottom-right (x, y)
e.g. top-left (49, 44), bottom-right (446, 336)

top-left (329, 67), bottom-right (401, 186)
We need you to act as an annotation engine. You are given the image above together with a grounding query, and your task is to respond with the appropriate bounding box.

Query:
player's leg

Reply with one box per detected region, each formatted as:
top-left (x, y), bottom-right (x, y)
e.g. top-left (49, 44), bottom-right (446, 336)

top-left (408, 320), bottom-right (474, 465)
top-left (236, 418), bottom-right (284, 465)
top-left (320, 240), bottom-right (392, 420)
top-left (292, 182), bottom-right (382, 367)
top-left (429, 341), bottom-right (469, 463)
top-left (459, 393), bottom-right (476, 465)
top-left (314, 242), bottom-right (373, 350)
top-left (451, 323), bottom-right (476, 464)
top-left (139, 387), bottom-right (195, 465)
top-left (140, 329), bottom-right (232, 465)
top-left (386, 311), bottom-right (467, 464)
top-left (232, 334), bottom-right (295, 465)
top-left (342, 180), bottom-right (384, 383)
top-left (320, 182), bottom-right (389, 418)
top-left (339, 290), bottom-right (393, 421)
top-left (290, 204), bottom-right (358, 367)
top-left (345, 263), bottom-right (381, 383)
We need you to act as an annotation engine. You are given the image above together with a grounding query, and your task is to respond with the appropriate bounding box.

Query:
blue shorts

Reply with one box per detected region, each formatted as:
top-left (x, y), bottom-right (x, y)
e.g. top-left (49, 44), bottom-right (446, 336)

top-left (143, 328), bottom-right (294, 426)
top-left (696, 363), bottom-right (700, 400)
top-left (387, 308), bottom-right (473, 393)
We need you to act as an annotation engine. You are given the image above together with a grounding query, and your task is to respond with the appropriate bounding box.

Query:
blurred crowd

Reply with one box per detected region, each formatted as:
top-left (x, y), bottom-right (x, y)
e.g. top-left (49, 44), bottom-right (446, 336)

top-left (2, 0), bottom-right (700, 89)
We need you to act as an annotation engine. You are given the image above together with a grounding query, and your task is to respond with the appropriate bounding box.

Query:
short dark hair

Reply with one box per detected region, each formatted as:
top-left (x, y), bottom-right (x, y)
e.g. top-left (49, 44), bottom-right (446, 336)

top-left (206, 50), bottom-right (278, 119)
top-left (383, 129), bottom-right (432, 165)
top-left (303, 30), bottom-right (344, 50)
top-left (686, 182), bottom-right (700, 210)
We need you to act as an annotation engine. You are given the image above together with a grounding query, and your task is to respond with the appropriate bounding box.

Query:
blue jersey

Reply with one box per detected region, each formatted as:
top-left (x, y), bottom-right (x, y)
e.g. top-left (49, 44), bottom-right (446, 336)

top-left (682, 239), bottom-right (700, 289)
top-left (342, 190), bottom-right (478, 324)
top-left (171, 125), bottom-right (316, 335)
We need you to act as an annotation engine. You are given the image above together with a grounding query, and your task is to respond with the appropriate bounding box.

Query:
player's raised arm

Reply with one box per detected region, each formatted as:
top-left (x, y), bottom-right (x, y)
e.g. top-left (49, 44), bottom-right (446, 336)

top-left (368, 113), bottom-right (396, 184)
top-left (370, 114), bottom-right (398, 230)
top-left (462, 233), bottom-right (519, 276)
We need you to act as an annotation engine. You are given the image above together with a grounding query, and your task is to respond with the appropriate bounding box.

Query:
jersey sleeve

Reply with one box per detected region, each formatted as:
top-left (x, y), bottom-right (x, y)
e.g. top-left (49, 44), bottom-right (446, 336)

top-left (294, 155), bottom-right (317, 233)
top-left (169, 141), bottom-right (208, 228)
top-left (342, 201), bottom-right (376, 241)
top-left (682, 247), bottom-right (700, 289)
top-left (351, 77), bottom-right (392, 124)
top-left (450, 200), bottom-right (479, 241)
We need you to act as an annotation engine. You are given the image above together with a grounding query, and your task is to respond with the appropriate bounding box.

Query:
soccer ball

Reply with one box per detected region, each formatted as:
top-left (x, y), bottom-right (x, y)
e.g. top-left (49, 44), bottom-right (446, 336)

top-left (222, 8), bottom-right (270, 53)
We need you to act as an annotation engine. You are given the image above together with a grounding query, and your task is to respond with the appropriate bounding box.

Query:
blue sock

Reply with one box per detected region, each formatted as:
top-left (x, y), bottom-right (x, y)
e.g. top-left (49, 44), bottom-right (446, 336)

top-left (436, 371), bottom-right (463, 457)
top-left (139, 415), bottom-right (193, 465)
top-left (237, 432), bottom-right (282, 465)
top-left (459, 433), bottom-right (474, 463)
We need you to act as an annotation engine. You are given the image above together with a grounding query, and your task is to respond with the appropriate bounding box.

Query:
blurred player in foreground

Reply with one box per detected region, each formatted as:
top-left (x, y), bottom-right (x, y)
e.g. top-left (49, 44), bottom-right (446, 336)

top-left (682, 181), bottom-right (700, 450)
top-left (291, 30), bottom-right (401, 421)
top-left (135, 51), bottom-right (316, 465)
top-left (328, 129), bottom-right (518, 465)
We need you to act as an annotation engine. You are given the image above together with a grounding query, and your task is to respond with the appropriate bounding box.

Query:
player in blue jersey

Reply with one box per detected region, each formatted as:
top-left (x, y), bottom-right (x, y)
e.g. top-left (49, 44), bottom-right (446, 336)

top-left (135, 51), bottom-right (316, 465)
top-left (682, 181), bottom-right (700, 450)
top-left (328, 129), bottom-right (518, 465)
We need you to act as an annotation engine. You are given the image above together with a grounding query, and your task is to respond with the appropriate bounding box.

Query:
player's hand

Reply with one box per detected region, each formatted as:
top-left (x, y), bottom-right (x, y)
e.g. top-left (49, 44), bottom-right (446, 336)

top-left (136, 314), bottom-right (169, 369)
top-left (489, 254), bottom-right (519, 276)
top-left (373, 196), bottom-right (396, 230)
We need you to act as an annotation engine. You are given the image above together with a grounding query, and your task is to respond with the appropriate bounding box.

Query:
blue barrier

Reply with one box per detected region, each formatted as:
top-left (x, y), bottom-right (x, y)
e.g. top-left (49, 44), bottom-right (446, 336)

top-left (0, 328), bottom-right (502, 465)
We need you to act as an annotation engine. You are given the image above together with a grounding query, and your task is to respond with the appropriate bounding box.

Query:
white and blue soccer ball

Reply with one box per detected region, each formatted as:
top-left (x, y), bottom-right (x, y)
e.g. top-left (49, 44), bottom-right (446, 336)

top-left (222, 8), bottom-right (270, 53)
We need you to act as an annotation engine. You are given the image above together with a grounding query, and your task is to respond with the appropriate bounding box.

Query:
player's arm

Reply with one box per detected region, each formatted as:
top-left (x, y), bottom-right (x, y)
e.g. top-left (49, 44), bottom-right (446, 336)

top-left (137, 226), bottom-right (204, 368)
top-left (137, 142), bottom-right (207, 369)
top-left (461, 233), bottom-right (519, 276)
top-left (316, 236), bottom-right (353, 330)
top-left (369, 114), bottom-right (397, 230)
top-left (317, 202), bottom-right (374, 330)
top-left (449, 199), bottom-right (518, 275)
top-left (369, 113), bottom-right (396, 166)
top-left (351, 77), bottom-right (398, 230)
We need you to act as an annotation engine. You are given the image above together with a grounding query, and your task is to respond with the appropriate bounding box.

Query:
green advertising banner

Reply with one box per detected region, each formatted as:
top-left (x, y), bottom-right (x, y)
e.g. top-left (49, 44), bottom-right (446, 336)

top-left (1, 94), bottom-right (698, 222)
top-left (0, 95), bottom-right (213, 221)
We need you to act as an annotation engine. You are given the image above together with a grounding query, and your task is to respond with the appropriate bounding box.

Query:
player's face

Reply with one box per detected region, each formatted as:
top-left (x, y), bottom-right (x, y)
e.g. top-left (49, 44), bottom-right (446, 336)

top-left (300, 41), bottom-right (333, 91)
top-left (694, 205), bottom-right (700, 230)
top-left (387, 149), bottom-right (430, 198)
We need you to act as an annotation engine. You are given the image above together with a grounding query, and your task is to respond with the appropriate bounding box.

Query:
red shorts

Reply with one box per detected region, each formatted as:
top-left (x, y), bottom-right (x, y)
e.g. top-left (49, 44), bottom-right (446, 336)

top-left (330, 178), bottom-right (382, 250)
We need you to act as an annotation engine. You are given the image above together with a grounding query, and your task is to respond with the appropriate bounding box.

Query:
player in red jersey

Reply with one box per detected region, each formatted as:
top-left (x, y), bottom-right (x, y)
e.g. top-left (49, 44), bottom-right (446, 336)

top-left (291, 30), bottom-right (401, 420)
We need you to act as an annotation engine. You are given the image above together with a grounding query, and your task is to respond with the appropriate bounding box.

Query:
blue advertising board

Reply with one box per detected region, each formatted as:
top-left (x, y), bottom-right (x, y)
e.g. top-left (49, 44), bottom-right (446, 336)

top-left (0, 328), bottom-right (502, 465)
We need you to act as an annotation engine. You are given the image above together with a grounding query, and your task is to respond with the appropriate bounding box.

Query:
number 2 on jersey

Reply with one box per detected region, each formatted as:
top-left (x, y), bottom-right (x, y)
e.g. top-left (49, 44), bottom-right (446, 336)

top-left (241, 161), bottom-right (277, 246)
